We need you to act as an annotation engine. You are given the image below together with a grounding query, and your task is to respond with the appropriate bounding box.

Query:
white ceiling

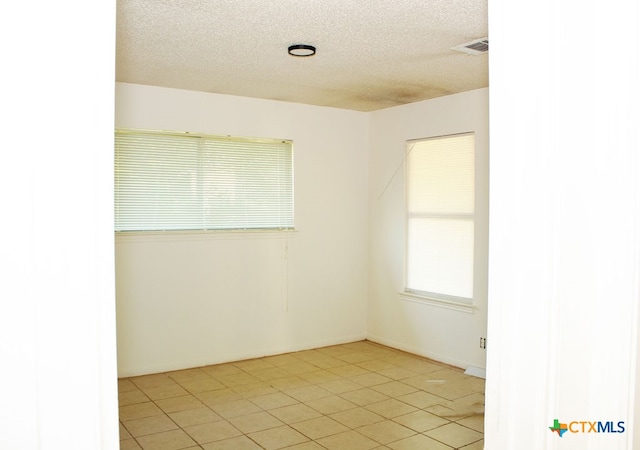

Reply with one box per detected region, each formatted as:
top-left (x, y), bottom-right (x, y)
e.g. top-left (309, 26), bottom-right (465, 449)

top-left (116, 0), bottom-right (488, 112)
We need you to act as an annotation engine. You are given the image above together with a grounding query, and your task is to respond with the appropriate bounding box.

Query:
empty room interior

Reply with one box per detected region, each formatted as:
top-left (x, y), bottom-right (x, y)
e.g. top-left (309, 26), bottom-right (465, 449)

top-left (4, 1), bottom-right (640, 449)
top-left (115, 1), bottom-right (488, 449)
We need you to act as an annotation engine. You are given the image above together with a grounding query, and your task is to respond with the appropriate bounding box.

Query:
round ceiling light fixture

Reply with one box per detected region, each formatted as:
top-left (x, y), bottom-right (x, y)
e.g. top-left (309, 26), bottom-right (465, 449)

top-left (288, 44), bottom-right (316, 57)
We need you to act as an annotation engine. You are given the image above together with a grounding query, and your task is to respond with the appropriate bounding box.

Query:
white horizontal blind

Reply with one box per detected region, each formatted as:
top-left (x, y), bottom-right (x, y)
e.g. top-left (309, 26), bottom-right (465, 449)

top-left (406, 133), bottom-right (475, 301)
top-left (115, 129), bottom-right (294, 231)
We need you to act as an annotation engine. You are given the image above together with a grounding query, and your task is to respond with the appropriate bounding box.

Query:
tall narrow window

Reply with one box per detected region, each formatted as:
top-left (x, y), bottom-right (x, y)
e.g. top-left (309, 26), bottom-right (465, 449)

top-left (115, 129), bottom-right (294, 232)
top-left (405, 133), bottom-right (475, 303)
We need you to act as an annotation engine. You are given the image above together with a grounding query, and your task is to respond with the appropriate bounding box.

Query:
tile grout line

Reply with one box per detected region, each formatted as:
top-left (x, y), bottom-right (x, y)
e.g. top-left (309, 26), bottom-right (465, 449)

top-left (118, 341), bottom-right (484, 450)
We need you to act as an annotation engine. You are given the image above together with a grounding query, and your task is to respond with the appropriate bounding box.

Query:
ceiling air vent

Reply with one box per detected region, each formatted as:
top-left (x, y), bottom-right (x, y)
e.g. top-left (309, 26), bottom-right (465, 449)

top-left (451, 38), bottom-right (489, 55)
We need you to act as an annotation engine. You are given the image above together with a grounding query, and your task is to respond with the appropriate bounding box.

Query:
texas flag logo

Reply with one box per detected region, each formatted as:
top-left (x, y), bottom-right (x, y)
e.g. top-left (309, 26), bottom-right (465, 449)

top-left (549, 419), bottom-right (568, 437)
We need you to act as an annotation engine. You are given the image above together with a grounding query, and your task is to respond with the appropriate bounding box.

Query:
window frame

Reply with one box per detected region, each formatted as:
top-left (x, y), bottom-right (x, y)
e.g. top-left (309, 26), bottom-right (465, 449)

top-left (402, 132), bottom-right (476, 312)
top-left (114, 128), bottom-right (294, 233)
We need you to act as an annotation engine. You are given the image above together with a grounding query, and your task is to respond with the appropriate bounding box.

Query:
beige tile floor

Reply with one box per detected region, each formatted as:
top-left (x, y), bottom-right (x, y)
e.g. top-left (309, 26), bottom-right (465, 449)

top-left (119, 341), bottom-right (484, 450)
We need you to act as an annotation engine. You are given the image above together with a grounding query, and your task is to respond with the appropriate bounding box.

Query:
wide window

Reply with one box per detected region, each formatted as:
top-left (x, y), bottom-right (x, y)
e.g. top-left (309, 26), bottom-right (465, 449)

top-left (114, 129), bottom-right (294, 232)
top-left (405, 133), bottom-right (475, 303)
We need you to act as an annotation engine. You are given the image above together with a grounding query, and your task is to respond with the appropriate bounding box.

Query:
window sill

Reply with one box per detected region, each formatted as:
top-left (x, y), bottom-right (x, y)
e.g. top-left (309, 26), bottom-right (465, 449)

top-left (115, 229), bottom-right (297, 243)
top-left (399, 291), bottom-right (476, 314)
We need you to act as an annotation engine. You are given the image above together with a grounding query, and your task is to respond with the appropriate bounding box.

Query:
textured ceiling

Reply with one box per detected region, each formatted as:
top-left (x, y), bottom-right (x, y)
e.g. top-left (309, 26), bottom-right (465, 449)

top-left (116, 0), bottom-right (488, 111)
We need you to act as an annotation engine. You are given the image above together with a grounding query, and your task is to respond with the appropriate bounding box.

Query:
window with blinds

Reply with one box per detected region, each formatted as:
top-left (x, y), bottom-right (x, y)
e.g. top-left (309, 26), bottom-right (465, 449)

top-left (405, 133), bottom-right (475, 303)
top-left (115, 129), bottom-right (294, 232)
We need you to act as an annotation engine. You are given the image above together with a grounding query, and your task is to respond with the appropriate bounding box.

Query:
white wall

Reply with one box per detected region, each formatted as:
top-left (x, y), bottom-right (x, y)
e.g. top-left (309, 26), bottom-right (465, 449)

top-left (0, 1), bottom-right (118, 448)
top-left (485, 0), bottom-right (640, 448)
top-left (5, 2), bottom-right (637, 449)
top-left (115, 84), bottom-right (490, 377)
top-left (115, 83), bottom-right (370, 376)
top-left (367, 89), bottom-right (490, 370)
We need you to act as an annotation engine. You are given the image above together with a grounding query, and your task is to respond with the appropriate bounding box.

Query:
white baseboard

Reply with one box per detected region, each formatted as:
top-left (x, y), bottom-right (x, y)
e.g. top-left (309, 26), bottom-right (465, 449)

top-left (118, 332), bottom-right (368, 378)
top-left (366, 334), bottom-right (467, 369)
top-left (464, 365), bottom-right (486, 379)
top-left (367, 334), bottom-right (486, 377)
